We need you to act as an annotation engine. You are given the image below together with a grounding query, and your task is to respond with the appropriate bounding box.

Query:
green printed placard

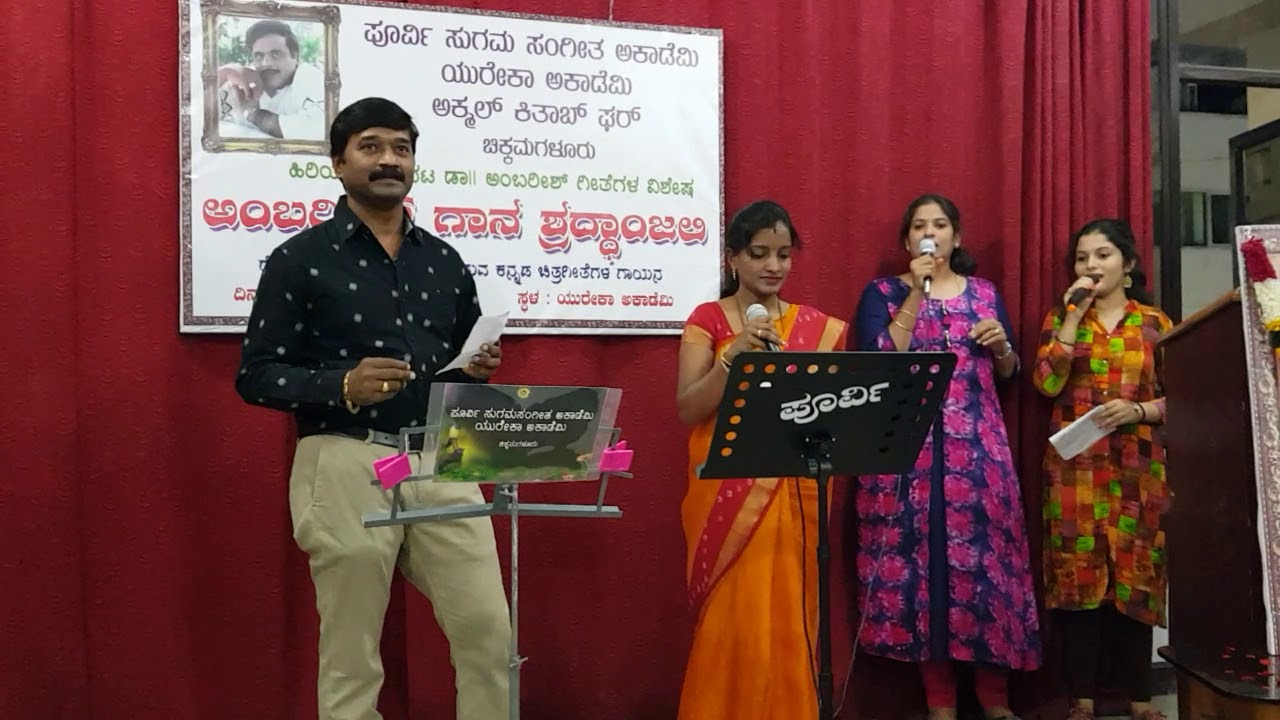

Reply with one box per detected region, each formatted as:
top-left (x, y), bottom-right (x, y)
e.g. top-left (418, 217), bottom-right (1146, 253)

top-left (426, 383), bottom-right (622, 483)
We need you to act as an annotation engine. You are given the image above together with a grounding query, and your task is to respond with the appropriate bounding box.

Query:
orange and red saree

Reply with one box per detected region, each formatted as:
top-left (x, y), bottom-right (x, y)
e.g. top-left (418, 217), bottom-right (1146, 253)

top-left (677, 300), bottom-right (848, 720)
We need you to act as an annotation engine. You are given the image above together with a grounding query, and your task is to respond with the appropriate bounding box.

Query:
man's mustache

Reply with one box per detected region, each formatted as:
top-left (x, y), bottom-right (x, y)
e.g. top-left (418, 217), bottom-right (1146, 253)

top-left (369, 167), bottom-right (405, 182)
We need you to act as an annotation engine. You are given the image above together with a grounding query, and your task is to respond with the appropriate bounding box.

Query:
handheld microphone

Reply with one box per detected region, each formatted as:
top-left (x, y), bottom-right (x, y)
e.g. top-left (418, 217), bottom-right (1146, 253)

top-left (919, 238), bottom-right (937, 296)
top-left (1066, 273), bottom-right (1104, 312)
top-left (745, 303), bottom-right (778, 351)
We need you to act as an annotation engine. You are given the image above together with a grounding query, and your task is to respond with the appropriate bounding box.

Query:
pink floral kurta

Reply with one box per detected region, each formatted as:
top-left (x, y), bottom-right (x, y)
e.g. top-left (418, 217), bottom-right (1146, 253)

top-left (851, 276), bottom-right (1042, 670)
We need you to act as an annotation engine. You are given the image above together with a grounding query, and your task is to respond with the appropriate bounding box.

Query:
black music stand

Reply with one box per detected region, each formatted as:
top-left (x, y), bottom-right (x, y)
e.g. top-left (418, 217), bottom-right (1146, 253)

top-left (698, 350), bottom-right (956, 720)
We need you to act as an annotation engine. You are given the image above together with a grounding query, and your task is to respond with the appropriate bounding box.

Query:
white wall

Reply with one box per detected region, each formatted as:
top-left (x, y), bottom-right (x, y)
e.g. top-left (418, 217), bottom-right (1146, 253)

top-left (1242, 20), bottom-right (1280, 69)
top-left (1180, 0), bottom-right (1268, 33)
top-left (1244, 24), bottom-right (1280, 129)
top-left (1182, 245), bottom-right (1237, 315)
top-left (1165, 112), bottom-right (1249, 194)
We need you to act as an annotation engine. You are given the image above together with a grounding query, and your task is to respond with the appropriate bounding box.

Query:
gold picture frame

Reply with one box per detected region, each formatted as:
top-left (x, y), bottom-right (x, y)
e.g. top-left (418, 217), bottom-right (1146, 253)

top-left (200, 0), bottom-right (341, 154)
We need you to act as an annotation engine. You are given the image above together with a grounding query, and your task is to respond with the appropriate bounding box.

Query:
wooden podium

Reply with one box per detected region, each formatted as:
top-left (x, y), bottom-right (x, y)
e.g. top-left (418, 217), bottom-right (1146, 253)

top-left (1157, 288), bottom-right (1280, 718)
top-left (1159, 290), bottom-right (1264, 654)
top-left (1158, 227), bottom-right (1280, 719)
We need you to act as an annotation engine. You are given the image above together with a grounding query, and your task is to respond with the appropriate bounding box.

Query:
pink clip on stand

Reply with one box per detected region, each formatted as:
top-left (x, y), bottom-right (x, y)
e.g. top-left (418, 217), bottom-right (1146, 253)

top-left (598, 440), bottom-right (633, 473)
top-left (372, 453), bottom-right (412, 490)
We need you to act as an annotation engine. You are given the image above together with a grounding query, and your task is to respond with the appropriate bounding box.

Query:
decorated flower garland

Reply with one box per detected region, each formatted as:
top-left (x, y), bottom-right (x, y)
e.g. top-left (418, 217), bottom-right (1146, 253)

top-left (1241, 236), bottom-right (1280, 351)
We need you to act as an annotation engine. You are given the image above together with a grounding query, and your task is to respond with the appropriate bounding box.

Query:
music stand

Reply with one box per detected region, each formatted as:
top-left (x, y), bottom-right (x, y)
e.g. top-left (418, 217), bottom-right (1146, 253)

top-left (699, 351), bottom-right (956, 720)
top-left (361, 384), bottom-right (629, 720)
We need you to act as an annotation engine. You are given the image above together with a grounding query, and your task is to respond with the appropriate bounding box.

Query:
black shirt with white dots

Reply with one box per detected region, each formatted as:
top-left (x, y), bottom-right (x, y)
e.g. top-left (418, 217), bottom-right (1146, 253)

top-left (235, 195), bottom-right (481, 436)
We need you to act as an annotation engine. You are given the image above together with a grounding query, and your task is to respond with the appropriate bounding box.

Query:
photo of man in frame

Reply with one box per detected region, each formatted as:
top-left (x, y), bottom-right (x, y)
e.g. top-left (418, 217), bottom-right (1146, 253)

top-left (200, 0), bottom-right (340, 154)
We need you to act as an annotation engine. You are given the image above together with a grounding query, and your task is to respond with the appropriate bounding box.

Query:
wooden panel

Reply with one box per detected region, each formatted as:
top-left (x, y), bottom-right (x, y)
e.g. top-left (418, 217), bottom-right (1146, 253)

top-left (1161, 297), bottom-right (1267, 655)
top-left (1180, 673), bottom-right (1280, 719)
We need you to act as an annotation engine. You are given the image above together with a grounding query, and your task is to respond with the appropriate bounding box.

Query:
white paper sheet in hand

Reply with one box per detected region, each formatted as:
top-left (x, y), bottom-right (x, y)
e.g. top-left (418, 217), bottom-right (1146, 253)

top-left (435, 312), bottom-right (509, 375)
top-left (1049, 405), bottom-right (1114, 460)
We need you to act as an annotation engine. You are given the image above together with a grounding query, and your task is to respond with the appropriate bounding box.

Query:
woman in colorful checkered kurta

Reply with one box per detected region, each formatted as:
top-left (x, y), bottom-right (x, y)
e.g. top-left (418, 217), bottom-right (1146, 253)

top-left (1032, 219), bottom-right (1173, 720)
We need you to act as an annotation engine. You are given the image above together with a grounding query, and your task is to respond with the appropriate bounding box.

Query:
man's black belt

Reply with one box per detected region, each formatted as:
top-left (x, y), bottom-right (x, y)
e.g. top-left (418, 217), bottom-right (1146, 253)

top-left (301, 425), bottom-right (426, 451)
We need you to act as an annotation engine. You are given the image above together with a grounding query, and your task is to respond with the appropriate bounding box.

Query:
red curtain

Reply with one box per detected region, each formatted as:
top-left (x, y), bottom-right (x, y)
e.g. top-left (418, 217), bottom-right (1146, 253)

top-left (0, 0), bottom-right (1149, 718)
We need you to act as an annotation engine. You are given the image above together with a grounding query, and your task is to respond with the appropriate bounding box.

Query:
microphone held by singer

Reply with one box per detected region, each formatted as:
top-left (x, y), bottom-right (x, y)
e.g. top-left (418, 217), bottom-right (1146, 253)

top-left (919, 238), bottom-right (937, 295)
top-left (1066, 273), bottom-right (1103, 312)
top-left (745, 303), bottom-right (780, 351)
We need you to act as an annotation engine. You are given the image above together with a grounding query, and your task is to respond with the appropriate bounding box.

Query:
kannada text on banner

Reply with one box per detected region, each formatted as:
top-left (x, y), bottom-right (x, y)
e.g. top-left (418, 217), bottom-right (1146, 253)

top-left (180, 0), bottom-right (723, 334)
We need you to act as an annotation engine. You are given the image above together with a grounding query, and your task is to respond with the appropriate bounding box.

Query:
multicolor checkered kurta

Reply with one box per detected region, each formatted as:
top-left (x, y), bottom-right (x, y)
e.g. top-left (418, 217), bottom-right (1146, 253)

top-left (1032, 301), bottom-right (1173, 627)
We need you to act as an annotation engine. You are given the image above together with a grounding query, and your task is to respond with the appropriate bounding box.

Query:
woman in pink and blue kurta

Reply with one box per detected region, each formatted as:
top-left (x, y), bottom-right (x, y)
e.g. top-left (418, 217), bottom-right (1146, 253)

top-left (850, 194), bottom-right (1041, 720)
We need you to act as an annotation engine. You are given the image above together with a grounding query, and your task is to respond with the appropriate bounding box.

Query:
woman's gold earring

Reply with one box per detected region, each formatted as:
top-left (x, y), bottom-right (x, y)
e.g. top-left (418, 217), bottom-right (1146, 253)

top-left (1124, 274), bottom-right (1133, 288)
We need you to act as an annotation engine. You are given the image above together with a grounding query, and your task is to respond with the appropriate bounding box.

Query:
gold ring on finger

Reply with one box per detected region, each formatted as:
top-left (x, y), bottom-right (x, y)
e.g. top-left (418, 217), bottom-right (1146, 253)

top-left (381, 380), bottom-right (390, 393)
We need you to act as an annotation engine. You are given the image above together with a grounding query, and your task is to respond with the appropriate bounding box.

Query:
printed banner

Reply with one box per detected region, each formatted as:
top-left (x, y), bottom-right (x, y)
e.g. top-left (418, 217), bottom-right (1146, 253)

top-left (428, 383), bottom-right (622, 483)
top-left (179, 0), bottom-right (724, 334)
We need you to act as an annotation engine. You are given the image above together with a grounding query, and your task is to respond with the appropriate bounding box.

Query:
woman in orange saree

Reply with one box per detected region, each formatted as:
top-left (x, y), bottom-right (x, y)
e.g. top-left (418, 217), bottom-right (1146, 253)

top-left (675, 200), bottom-right (848, 719)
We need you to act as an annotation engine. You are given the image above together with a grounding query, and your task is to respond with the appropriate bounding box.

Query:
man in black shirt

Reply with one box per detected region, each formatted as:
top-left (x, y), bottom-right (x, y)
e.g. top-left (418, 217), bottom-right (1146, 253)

top-left (236, 97), bottom-right (509, 720)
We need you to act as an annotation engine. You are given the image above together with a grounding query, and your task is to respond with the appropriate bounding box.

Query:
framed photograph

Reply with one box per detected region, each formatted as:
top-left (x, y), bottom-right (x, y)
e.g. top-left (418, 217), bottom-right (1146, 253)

top-left (200, 0), bottom-right (341, 154)
top-left (1237, 225), bottom-right (1280, 654)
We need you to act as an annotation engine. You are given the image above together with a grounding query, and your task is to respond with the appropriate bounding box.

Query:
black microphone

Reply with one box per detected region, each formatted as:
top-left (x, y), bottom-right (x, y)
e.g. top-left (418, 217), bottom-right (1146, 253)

top-left (745, 303), bottom-right (778, 351)
top-left (919, 238), bottom-right (937, 296)
top-left (1066, 273), bottom-right (1104, 312)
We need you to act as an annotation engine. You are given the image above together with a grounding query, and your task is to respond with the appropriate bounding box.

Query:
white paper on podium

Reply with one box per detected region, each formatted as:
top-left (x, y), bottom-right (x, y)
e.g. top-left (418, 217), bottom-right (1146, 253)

top-left (436, 312), bottom-right (509, 375)
top-left (1049, 405), bottom-right (1115, 460)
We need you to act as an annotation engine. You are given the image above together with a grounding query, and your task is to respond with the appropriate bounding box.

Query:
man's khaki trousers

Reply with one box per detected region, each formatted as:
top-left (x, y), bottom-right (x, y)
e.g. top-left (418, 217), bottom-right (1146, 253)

top-left (289, 435), bottom-right (511, 720)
